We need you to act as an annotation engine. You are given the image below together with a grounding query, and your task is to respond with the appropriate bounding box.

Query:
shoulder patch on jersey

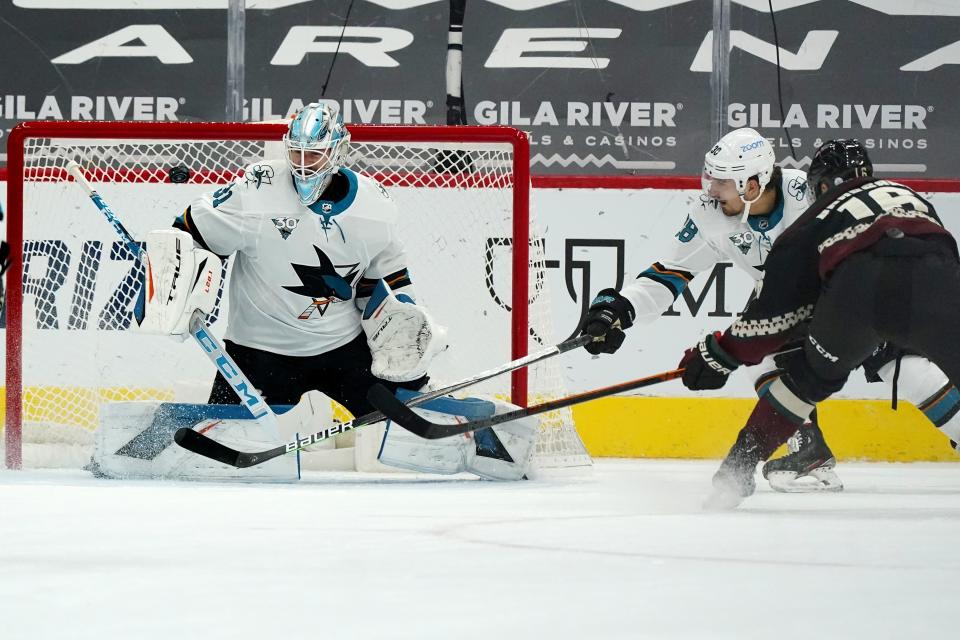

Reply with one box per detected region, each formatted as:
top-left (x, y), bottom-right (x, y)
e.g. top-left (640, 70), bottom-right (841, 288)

top-left (245, 164), bottom-right (275, 189)
top-left (675, 215), bottom-right (699, 243)
top-left (786, 175), bottom-right (808, 201)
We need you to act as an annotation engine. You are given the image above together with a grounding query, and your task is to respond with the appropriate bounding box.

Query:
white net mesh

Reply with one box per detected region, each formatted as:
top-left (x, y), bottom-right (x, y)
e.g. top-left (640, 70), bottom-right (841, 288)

top-left (5, 125), bottom-right (591, 469)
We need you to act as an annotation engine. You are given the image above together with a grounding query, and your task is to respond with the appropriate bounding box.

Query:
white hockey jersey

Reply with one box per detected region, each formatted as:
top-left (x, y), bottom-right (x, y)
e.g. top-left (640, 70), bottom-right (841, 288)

top-left (620, 168), bottom-right (812, 324)
top-left (183, 160), bottom-right (411, 356)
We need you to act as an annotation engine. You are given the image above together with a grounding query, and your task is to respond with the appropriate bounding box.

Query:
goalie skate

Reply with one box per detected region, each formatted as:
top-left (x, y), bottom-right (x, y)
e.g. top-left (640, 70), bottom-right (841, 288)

top-left (762, 423), bottom-right (844, 493)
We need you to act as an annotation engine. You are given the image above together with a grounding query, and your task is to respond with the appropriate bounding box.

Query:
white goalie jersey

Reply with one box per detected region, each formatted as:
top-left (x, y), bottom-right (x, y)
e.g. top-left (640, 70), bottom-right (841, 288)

top-left (620, 168), bottom-right (812, 323)
top-left (179, 160), bottom-right (413, 356)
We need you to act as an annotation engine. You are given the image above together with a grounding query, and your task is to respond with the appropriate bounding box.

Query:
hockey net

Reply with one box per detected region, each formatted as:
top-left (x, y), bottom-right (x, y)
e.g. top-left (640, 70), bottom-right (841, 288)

top-left (3, 121), bottom-right (591, 470)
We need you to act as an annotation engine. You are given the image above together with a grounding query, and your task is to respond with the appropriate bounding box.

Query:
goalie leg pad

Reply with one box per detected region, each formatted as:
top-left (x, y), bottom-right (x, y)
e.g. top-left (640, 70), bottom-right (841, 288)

top-left (377, 390), bottom-right (537, 481)
top-left (91, 402), bottom-right (297, 482)
top-left (465, 403), bottom-right (538, 481)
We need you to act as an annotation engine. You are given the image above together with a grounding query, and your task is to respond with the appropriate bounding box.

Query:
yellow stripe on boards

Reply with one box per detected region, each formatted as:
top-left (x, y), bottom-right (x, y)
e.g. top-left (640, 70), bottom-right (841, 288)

top-left (572, 397), bottom-right (960, 462)
top-left (1, 386), bottom-right (956, 462)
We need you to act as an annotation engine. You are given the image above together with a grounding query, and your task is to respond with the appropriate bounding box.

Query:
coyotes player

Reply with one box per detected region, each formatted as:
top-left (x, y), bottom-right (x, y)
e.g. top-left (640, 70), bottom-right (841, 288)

top-left (681, 139), bottom-right (960, 508)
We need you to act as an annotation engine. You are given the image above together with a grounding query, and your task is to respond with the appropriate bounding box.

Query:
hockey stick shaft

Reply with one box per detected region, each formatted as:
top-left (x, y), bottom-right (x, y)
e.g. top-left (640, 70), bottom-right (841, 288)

top-left (66, 162), bottom-right (275, 425)
top-left (174, 333), bottom-right (595, 467)
top-left (367, 368), bottom-right (686, 439)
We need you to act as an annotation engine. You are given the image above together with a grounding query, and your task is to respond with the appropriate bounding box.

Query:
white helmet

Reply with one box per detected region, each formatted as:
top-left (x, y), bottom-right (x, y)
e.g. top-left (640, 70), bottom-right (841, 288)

top-left (283, 101), bottom-right (351, 205)
top-left (702, 127), bottom-right (776, 222)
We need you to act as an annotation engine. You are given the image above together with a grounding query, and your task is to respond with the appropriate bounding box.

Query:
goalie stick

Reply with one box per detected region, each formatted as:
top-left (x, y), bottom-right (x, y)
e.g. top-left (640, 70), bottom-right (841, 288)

top-left (367, 368), bottom-right (686, 440)
top-left (65, 161), bottom-right (276, 428)
top-left (174, 333), bottom-right (595, 467)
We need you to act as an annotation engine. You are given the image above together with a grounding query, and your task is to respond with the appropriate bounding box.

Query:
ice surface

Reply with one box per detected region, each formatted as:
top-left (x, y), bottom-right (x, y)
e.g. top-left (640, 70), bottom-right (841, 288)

top-left (1, 459), bottom-right (958, 639)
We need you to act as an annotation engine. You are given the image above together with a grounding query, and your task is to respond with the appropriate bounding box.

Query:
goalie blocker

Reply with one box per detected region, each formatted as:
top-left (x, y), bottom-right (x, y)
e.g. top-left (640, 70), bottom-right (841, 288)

top-left (136, 229), bottom-right (222, 335)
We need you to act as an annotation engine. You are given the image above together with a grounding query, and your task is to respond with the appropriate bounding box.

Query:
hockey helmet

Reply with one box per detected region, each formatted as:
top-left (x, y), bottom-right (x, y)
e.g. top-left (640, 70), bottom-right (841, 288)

top-left (807, 139), bottom-right (873, 199)
top-left (283, 102), bottom-right (351, 205)
top-left (702, 127), bottom-right (776, 222)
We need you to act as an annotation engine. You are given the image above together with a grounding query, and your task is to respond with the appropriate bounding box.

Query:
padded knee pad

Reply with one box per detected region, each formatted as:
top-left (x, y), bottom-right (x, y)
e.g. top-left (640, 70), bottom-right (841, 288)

top-left (781, 360), bottom-right (847, 405)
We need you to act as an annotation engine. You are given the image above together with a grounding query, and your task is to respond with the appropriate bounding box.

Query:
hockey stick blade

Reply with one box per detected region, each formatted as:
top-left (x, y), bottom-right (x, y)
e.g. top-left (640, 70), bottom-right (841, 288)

top-left (174, 415), bottom-right (363, 468)
top-left (367, 384), bottom-right (443, 437)
top-left (368, 368), bottom-right (685, 440)
top-left (174, 427), bottom-right (245, 467)
top-left (174, 334), bottom-right (593, 468)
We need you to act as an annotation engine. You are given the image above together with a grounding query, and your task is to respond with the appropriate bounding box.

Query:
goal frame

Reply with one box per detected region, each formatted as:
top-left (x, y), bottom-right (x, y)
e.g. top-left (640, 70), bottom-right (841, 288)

top-left (4, 120), bottom-right (532, 470)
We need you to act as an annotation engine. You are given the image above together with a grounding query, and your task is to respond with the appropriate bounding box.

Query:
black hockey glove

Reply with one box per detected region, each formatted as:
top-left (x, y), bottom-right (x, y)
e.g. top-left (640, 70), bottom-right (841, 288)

top-left (680, 332), bottom-right (741, 390)
top-left (581, 288), bottom-right (636, 355)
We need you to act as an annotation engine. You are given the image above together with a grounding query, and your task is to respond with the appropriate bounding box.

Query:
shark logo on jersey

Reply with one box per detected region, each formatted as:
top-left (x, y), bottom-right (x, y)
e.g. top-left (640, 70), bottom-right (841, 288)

top-left (283, 245), bottom-right (360, 319)
top-left (246, 164), bottom-right (275, 189)
top-left (271, 216), bottom-right (300, 240)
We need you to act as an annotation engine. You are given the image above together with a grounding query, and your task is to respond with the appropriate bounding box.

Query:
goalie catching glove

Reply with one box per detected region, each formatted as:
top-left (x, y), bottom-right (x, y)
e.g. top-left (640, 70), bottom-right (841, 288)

top-left (136, 229), bottom-right (222, 335)
top-left (361, 279), bottom-right (448, 382)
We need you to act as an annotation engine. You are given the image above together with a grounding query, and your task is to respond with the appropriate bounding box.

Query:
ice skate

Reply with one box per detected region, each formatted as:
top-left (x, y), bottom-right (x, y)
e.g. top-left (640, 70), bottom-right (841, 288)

top-left (762, 423), bottom-right (843, 493)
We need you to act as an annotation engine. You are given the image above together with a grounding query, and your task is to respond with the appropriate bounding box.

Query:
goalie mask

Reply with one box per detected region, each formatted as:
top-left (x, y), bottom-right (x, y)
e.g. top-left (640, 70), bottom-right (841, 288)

top-left (701, 127), bottom-right (776, 223)
top-left (283, 102), bottom-right (351, 206)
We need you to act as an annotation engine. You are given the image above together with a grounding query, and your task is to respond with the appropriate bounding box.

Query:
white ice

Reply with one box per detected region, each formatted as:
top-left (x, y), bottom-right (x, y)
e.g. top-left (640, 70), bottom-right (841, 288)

top-left (1, 459), bottom-right (958, 640)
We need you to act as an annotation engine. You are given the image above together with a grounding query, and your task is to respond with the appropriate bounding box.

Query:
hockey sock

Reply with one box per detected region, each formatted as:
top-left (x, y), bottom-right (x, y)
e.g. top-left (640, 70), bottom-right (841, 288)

top-left (879, 356), bottom-right (960, 448)
top-left (744, 391), bottom-right (813, 460)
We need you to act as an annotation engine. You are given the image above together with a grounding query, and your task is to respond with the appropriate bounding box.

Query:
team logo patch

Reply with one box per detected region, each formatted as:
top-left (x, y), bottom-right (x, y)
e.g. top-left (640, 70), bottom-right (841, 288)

top-left (729, 231), bottom-right (756, 255)
top-left (271, 216), bottom-right (300, 240)
top-left (321, 202), bottom-right (333, 213)
top-left (246, 164), bottom-right (275, 189)
top-left (787, 176), bottom-right (808, 201)
top-left (729, 230), bottom-right (773, 256)
top-left (283, 245), bottom-right (360, 320)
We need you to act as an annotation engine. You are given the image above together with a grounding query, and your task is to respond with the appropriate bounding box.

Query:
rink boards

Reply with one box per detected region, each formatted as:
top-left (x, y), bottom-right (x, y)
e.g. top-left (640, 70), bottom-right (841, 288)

top-left (1, 180), bottom-right (959, 461)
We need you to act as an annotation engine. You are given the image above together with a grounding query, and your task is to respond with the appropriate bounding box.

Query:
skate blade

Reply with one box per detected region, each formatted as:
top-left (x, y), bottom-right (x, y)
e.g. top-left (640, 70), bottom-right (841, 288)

top-left (767, 468), bottom-right (844, 493)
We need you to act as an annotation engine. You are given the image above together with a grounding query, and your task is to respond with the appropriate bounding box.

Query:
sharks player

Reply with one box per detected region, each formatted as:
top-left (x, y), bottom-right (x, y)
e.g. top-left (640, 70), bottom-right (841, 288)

top-left (579, 128), bottom-right (841, 491)
top-left (135, 102), bottom-right (538, 481)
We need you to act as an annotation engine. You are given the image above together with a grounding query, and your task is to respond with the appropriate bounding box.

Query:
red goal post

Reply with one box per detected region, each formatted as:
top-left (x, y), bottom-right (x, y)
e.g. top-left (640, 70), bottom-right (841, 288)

top-left (3, 121), bottom-right (590, 470)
